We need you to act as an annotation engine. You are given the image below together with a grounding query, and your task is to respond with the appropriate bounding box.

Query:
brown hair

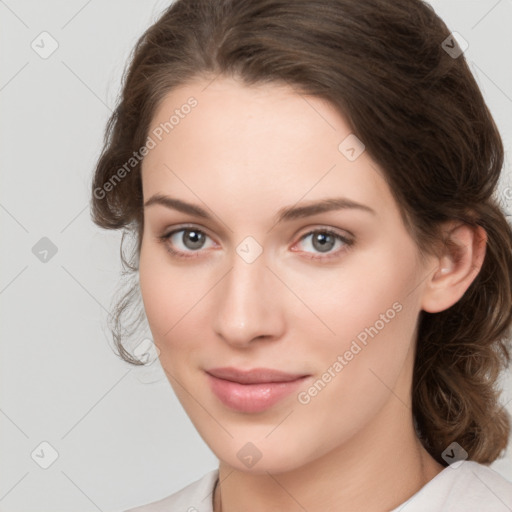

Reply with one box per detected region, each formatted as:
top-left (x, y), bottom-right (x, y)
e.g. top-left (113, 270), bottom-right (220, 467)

top-left (90, 0), bottom-right (512, 466)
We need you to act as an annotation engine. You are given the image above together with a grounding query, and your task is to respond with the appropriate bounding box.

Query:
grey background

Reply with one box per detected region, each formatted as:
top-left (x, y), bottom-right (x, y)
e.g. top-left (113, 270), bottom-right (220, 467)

top-left (1, 1), bottom-right (511, 511)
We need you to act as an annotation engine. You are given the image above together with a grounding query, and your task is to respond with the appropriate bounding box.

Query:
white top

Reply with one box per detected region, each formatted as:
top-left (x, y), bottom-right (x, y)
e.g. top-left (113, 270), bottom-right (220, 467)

top-left (124, 460), bottom-right (512, 511)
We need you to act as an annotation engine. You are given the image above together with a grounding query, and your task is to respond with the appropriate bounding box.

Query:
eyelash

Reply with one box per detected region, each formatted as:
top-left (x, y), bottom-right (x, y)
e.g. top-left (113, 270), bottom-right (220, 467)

top-left (156, 225), bottom-right (355, 262)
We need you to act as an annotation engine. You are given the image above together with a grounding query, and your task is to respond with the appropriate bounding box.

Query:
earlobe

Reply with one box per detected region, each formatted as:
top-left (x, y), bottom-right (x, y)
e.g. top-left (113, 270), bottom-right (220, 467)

top-left (420, 222), bottom-right (487, 314)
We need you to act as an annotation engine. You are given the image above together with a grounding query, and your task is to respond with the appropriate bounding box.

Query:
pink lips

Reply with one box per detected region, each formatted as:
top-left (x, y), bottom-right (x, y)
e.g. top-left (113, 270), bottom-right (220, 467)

top-left (205, 367), bottom-right (310, 413)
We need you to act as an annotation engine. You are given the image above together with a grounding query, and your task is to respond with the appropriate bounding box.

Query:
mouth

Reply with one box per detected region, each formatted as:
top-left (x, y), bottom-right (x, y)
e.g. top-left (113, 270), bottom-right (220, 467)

top-left (205, 366), bottom-right (310, 384)
top-left (205, 367), bottom-right (311, 413)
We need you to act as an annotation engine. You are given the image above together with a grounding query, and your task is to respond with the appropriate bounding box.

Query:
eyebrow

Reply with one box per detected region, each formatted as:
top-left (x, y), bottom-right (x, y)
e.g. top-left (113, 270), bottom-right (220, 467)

top-left (144, 194), bottom-right (376, 223)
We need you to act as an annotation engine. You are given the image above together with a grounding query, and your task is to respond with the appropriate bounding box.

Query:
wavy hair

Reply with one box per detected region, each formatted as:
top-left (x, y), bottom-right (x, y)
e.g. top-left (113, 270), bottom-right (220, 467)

top-left (90, 0), bottom-right (512, 466)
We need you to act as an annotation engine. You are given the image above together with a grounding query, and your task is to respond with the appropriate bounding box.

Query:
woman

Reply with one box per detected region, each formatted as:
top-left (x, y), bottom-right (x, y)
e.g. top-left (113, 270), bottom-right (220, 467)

top-left (90, 0), bottom-right (512, 510)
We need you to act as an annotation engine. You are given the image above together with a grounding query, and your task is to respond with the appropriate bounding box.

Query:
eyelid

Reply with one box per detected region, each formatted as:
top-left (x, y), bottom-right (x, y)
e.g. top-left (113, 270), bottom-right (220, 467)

top-left (160, 223), bottom-right (218, 243)
top-left (295, 224), bottom-right (354, 241)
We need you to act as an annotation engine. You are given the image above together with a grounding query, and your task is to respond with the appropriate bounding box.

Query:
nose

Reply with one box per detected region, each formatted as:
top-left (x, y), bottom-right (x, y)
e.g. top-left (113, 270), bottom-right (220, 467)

top-left (212, 251), bottom-right (286, 348)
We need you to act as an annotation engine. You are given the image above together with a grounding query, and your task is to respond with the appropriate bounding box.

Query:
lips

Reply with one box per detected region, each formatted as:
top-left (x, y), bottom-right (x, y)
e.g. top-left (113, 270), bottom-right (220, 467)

top-left (205, 367), bottom-right (311, 413)
top-left (205, 367), bottom-right (309, 384)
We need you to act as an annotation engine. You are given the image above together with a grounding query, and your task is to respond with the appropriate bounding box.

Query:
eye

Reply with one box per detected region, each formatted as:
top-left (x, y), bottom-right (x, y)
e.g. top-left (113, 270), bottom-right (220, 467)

top-left (157, 226), bottom-right (216, 259)
top-left (157, 225), bottom-right (354, 261)
top-left (293, 228), bottom-right (354, 261)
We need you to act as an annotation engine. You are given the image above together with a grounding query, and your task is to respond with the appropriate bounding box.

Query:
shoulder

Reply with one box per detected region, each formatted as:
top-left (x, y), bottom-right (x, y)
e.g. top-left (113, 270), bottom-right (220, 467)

top-left (123, 469), bottom-right (219, 512)
top-left (392, 460), bottom-right (512, 512)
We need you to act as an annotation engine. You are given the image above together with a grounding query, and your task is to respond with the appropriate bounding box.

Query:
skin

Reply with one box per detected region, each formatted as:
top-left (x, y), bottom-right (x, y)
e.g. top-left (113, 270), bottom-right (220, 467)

top-left (138, 75), bottom-right (486, 512)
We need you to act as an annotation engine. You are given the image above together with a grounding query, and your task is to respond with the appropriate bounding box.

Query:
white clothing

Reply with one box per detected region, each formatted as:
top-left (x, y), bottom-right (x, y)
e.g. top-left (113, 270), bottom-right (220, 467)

top-left (124, 460), bottom-right (512, 511)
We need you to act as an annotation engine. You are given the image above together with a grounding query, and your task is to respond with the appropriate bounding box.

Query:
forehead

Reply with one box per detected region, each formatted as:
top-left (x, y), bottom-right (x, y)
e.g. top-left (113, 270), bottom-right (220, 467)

top-left (141, 76), bottom-right (395, 223)
top-left (146, 75), bottom-right (348, 154)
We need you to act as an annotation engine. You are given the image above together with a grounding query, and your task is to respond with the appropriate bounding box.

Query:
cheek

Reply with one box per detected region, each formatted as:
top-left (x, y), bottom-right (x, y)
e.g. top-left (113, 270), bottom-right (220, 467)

top-left (290, 256), bottom-right (420, 452)
top-left (138, 240), bottom-right (213, 364)
top-left (139, 241), bottom-right (186, 340)
top-left (300, 243), bottom-right (421, 382)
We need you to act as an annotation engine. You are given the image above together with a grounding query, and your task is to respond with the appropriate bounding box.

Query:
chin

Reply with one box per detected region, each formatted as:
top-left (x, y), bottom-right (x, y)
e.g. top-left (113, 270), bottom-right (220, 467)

top-left (211, 435), bottom-right (312, 475)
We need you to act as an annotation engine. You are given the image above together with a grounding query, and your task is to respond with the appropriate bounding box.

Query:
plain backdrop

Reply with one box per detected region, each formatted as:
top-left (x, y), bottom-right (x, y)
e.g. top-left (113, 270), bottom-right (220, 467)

top-left (1, 1), bottom-right (511, 511)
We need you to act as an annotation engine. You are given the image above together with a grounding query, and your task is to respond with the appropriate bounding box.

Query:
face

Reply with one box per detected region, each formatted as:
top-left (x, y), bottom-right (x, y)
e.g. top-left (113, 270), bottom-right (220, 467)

top-left (138, 75), bottom-right (432, 474)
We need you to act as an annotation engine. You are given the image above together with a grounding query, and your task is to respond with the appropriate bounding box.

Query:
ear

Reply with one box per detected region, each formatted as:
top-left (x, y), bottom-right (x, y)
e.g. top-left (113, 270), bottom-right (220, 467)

top-left (420, 221), bottom-right (487, 314)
